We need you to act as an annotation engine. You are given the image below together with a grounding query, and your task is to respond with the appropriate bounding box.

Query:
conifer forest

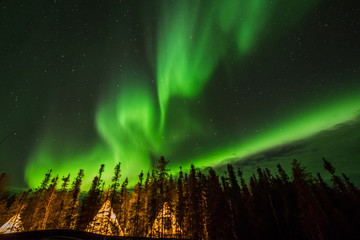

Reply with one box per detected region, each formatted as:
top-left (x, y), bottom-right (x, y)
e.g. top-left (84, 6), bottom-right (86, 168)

top-left (0, 157), bottom-right (359, 239)
top-left (1, 0), bottom-right (360, 239)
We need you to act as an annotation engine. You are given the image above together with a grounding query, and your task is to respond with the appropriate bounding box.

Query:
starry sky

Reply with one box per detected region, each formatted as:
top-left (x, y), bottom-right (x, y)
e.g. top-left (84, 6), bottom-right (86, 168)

top-left (1, 0), bottom-right (360, 189)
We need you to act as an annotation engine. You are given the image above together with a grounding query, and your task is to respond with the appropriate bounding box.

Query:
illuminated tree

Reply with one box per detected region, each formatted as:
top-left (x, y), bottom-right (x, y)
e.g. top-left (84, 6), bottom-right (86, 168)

top-left (0, 200), bottom-right (7, 226)
top-left (0, 174), bottom-right (8, 225)
top-left (0, 173), bottom-right (8, 197)
top-left (22, 170), bottom-right (53, 231)
top-left (147, 156), bottom-right (172, 238)
top-left (85, 199), bottom-right (123, 236)
top-left (46, 174), bottom-right (71, 229)
top-left (101, 162), bottom-right (122, 235)
top-left (142, 172), bottom-right (151, 235)
top-left (150, 202), bottom-right (182, 238)
top-left (116, 177), bottom-right (129, 234)
top-left (175, 167), bottom-right (185, 238)
top-left (0, 189), bottom-right (31, 233)
top-left (129, 171), bottom-right (144, 236)
top-left (146, 170), bottom-right (158, 237)
top-left (0, 211), bottom-right (24, 233)
top-left (64, 169), bottom-right (84, 229)
top-left (40, 176), bottom-right (59, 230)
top-left (78, 164), bottom-right (105, 230)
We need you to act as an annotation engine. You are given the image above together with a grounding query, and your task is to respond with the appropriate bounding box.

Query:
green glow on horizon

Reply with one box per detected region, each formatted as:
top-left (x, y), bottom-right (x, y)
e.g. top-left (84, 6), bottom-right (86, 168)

top-left (26, 88), bottom-right (360, 189)
top-left (173, 92), bottom-right (360, 171)
top-left (26, 76), bottom-right (162, 190)
top-left (25, 141), bottom-right (113, 190)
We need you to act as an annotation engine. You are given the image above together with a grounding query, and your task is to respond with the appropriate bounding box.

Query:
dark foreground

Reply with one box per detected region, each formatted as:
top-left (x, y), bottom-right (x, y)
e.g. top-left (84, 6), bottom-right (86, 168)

top-left (0, 230), bottom-right (185, 240)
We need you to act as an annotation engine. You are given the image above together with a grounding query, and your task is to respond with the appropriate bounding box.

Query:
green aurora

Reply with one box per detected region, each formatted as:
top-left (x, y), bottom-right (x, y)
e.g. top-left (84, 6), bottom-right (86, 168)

top-left (25, 88), bottom-right (360, 189)
top-left (1, 0), bottom-right (359, 189)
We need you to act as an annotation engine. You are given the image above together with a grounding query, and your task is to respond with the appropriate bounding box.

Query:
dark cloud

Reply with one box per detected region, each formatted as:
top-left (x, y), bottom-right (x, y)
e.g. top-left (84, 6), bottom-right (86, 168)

top-left (212, 117), bottom-right (360, 185)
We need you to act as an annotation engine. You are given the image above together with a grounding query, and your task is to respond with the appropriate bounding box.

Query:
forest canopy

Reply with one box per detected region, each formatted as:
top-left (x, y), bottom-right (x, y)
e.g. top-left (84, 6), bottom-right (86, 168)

top-left (1, 157), bottom-right (360, 239)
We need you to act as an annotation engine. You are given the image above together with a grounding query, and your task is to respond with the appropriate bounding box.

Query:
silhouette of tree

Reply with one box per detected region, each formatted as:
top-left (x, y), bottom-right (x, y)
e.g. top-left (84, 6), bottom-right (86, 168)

top-left (187, 165), bottom-right (204, 240)
top-left (292, 159), bottom-right (326, 240)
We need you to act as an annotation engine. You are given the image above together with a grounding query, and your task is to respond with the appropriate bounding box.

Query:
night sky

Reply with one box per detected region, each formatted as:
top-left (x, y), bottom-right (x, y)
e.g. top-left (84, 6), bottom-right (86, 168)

top-left (1, 0), bottom-right (360, 189)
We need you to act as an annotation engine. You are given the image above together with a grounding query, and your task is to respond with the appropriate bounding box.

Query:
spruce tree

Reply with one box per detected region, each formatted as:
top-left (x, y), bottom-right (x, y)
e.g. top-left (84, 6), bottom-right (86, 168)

top-left (46, 174), bottom-right (71, 229)
top-left (78, 164), bottom-right (105, 230)
top-left (129, 171), bottom-right (144, 236)
top-left (292, 159), bottom-right (326, 240)
top-left (187, 165), bottom-right (204, 239)
top-left (22, 170), bottom-right (52, 231)
top-left (175, 167), bottom-right (185, 238)
top-left (41, 175), bottom-right (59, 230)
top-left (117, 177), bottom-right (129, 235)
top-left (64, 169), bottom-right (84, 229)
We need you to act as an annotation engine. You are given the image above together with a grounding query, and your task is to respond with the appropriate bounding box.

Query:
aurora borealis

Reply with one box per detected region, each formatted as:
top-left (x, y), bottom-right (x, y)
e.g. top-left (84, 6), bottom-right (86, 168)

top-left (1, 0), bottom-right (360, 189)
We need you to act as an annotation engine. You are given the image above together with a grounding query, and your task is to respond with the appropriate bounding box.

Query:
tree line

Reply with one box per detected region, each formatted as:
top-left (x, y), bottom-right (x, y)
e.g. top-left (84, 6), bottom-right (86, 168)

top-left (0, 157), bottom-right (360, 239)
